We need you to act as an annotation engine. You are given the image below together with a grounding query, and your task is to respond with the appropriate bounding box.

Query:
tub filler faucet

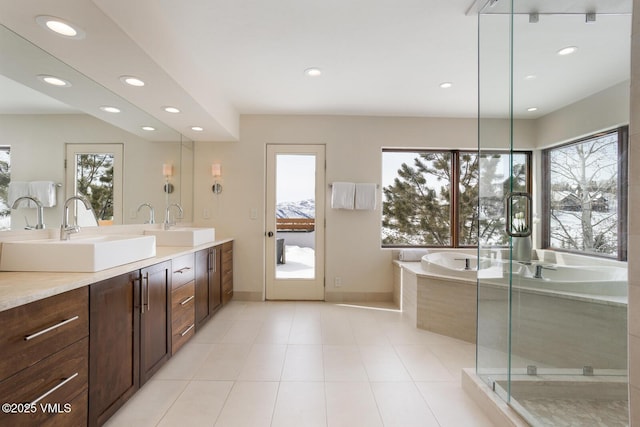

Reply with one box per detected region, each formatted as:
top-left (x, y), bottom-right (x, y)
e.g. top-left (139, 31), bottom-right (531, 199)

top-left (455, 258), bottom-right (472, 270)
top-left (534, 264), bottom-right (556, 279)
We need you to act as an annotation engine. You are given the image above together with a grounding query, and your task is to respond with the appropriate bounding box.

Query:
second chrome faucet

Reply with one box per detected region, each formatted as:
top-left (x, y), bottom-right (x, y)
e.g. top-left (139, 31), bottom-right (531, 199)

top-left (60, 196), bottom-right (95, 240)
top-left (164, 203), bottom-right (183, 230)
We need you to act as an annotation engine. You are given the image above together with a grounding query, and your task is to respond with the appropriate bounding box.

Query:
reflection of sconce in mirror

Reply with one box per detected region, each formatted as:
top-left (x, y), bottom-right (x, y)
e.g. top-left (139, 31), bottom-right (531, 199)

top-left (211, 163), bottom-right (222, 194)
top-left (163, 163), bottom-right (174, 193)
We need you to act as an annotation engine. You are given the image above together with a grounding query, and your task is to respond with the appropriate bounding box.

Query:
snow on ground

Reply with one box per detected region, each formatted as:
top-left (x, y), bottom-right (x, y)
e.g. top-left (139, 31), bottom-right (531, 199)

top-left (276, 245), bottom-right (315, 278)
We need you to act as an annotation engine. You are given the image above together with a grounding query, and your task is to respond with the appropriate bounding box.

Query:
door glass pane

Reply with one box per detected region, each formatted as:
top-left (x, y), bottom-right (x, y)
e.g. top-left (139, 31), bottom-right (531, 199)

top-left (275, 154), bottom-right (316, 279)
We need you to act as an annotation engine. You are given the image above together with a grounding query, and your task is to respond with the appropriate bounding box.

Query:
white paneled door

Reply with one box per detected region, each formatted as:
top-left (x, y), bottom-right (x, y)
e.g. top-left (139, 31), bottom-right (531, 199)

top-left (265, 144), bottom-right (325, 300)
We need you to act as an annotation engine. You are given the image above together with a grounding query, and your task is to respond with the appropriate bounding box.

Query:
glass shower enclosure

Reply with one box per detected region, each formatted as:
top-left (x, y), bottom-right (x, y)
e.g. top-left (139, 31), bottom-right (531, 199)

top-left (477, 1), bottom-right (630, 425)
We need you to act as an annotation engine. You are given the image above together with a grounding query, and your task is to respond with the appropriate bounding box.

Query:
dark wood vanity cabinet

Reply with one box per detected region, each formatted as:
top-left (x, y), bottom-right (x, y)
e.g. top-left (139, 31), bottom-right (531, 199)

top-left (0, 287), bottom-right (89, 427)
top-left (221, 241), bottom-right (233, 305)
top-left (89, 261), bottom-right (170, 426)
top-left (89, 272), bottom-right (139, 427)
top-left (195, 246), bottom-right (222, 330)
top-left (139, 261), bottom-right (171, 385)
top-left (170, 254), bottom-right (196, 354)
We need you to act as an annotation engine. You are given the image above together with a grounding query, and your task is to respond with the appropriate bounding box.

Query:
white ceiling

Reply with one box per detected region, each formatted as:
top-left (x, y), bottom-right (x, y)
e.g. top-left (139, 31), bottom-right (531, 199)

top-left (0, 0), bottom-right (632, 141)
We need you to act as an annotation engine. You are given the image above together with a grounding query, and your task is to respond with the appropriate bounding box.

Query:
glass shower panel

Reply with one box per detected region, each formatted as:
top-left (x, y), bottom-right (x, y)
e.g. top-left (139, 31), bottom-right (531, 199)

top-left (476, 2), bottom-right (513, 403)
top-left (478, 1), bottom-right (630, 425)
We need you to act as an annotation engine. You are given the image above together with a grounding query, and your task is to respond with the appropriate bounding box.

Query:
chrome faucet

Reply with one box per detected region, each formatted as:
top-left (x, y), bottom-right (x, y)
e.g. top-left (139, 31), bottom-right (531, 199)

top-left (11, 196), bottom-right (45, 229)
top-left (454, 257), bottom-right (472, 270)
top-left (164, 203), bottom-right (183, 230)
top-left (60, 196), bottom-right (94, 240)
top-left (533, 264), bottom-right (556, 279)
top-left (137, 203), bottom-right (155, 224)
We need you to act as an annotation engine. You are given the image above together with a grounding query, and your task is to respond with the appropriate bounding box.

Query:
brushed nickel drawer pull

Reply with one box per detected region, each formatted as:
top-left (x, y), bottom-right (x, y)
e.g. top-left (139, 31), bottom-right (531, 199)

top-left (24, 316), bottom-right (80, 341)
top-left (143, 272), bottom-right (150, 313)
top-left (180, 295), bottom-right (195, 306)
top-left (30, 372), bottom-right (79, 405)
top-left (174, 267), bottom-right (191, 274)
top-left (180, 324), bottom-right (195, 337)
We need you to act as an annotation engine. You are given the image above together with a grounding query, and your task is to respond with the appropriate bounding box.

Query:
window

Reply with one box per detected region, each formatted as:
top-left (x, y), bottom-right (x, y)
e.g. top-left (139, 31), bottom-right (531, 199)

top-left (382, 149), bottom-right (531, 247)
top-left (542, 127), bottom-right (628, 260)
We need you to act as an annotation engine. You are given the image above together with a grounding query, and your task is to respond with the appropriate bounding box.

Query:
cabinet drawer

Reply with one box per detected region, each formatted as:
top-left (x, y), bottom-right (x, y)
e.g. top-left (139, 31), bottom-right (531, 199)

top-left (171, 281), bottom-right (195, 354)
top-left (171, 281), bottom-right (195, 317)
top-left (171, 310), bottom-right (195, 355)
top-left (0, 337), bottom-right (88, 427)
top-left (171, 254), bottom-right (195, 289)
top-left (0, 287), bottom-right (88, 381)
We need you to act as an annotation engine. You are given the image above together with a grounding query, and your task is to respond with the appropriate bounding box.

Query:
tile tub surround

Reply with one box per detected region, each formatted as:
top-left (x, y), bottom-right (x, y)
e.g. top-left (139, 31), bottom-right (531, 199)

top-left (104, 300), bottom-right (495, 427)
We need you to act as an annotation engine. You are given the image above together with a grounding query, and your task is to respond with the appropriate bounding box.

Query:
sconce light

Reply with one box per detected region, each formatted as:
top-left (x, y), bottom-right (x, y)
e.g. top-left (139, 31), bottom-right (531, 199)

top-left (211, 163), bottom-right (223, 194)
top-left (163, 163), bottom-right (174, 193)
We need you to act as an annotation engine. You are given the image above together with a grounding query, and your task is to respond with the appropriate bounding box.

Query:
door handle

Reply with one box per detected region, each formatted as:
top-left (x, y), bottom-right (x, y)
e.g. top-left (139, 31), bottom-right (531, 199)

top-left (505, 192), bottom-right (532, 237)
top-left (267, 231), bottom-right (274, 237)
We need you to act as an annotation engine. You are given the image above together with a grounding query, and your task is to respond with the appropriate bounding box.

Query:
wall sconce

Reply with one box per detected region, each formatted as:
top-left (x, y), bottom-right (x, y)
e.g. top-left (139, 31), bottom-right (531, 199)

top-left (163, 163), bottom-right (174, 193)
top-left (211, 163), bottom-right (222, 194)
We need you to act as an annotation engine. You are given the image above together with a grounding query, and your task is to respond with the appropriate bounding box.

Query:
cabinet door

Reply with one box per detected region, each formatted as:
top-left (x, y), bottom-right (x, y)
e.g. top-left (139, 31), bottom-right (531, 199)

top-left (210, 246), bottom-right (222, 313)
top-left (140, 261), bottom-right (171, 385)
top-left (194, 249), bottom-right (210, 330)
top-left (89, 272), bottom-right (140, 427)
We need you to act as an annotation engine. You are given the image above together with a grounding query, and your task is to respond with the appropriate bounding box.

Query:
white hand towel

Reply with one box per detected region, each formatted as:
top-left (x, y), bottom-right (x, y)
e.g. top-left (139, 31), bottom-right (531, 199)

top-left (29, 181), bottom-right (57, 207)
top-left (8, 181), bottom-right (30, 207)
top-left (331, 182), bottom-right (355, 209)
top-left (355, 183), bottom-right (377, 210)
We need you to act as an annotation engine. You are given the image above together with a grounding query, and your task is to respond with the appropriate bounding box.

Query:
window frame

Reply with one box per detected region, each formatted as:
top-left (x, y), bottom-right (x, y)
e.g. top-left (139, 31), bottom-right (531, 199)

top-left (381, 148), bottom-right (532, 249)
top-left (541, 126), bottom-right (628, 261)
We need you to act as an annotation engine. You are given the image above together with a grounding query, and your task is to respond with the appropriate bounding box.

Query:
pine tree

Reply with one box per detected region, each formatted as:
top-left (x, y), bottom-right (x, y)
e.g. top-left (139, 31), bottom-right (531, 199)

top-left (75, 154), bottom-right (114, 220)
top-left (382, 152), bottom-right (452, 246)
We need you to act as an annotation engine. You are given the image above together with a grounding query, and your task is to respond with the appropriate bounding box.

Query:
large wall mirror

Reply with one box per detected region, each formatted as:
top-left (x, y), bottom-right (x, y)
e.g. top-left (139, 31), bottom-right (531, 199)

top-left (0, 24), bottom-right (193, 231)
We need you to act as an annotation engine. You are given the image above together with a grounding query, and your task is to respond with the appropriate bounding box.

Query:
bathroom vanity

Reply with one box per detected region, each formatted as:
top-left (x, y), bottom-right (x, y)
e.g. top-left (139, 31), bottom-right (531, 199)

top-left (0, 238), bottom-right (233, 427)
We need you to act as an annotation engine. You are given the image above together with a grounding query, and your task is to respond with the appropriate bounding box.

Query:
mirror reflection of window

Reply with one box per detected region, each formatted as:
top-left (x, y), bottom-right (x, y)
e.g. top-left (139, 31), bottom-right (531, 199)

top-left (0, 146), bottom-right (10, 230)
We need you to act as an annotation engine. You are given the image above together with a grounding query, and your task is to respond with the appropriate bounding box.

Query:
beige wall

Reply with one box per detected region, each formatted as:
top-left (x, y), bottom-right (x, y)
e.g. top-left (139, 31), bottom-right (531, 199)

top-left (193, 115), bottom-right (537, 301)
top-left (629, 1), bottom-right (639, 424)
top-left (0, 114), bottom-right (182, 229)
top-left (535, 81), bottom-right (630, 149)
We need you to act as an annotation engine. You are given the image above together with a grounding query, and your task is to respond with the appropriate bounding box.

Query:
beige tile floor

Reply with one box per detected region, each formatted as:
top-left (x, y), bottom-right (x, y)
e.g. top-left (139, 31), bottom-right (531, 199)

top-left (104, 300), bottom-right (495, 427)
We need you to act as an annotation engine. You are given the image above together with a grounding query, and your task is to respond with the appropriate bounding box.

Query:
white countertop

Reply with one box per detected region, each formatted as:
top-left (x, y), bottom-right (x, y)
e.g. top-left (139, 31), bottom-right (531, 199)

top-left (0, 238), bottom-right (233, 313)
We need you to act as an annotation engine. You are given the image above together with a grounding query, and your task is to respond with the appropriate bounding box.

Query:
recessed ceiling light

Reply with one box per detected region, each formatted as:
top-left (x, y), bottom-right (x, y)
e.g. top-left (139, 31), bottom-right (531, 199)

top-left (142, 126), bottom-right (156, 131)
top-left (439, 82), bottom-right (453, 89)
top-left (527, 107), bottom-right (538, 112)
top-left (100, 106), bottom-right (121, 113)
top-left (304, 68), bottom-right (322, 77)
top-left (524, 74), bottom-right (537, 80)
top-left (36, 16), bottom-right (86, 39)
top-left (191, 126), bottom-right (204, 132)
top-left (163, 106), bottom-right (180, 113)
top-left (37, 75), bottom-right (71, 87)
top-left (557, 46), bottom-right (578, 56)
top-left (120, 75), bottom-right (145, 87)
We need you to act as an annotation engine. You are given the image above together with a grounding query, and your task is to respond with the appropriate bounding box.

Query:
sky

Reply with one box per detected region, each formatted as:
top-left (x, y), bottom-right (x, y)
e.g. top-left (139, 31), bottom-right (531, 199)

top-left (276, 154), bottom-right (316, 203)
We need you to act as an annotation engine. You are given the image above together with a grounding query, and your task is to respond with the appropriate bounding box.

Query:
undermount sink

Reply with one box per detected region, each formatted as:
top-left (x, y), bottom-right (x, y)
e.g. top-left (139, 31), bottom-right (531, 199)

top-left (0, 234), bottom-right (156, 272)
top-left (144, 227), bottom-right (215, 247)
